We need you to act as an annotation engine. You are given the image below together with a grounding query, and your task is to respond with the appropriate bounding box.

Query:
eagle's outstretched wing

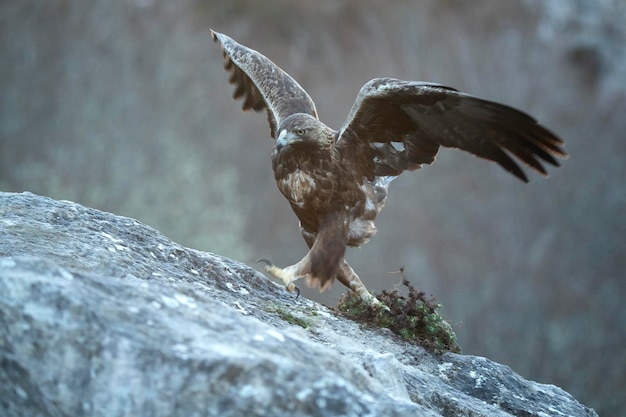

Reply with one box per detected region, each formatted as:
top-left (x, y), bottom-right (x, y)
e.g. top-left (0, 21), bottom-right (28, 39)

top-left (211, 30), bottom-right (318, 139)
top-left (337, 78), bottom-right (567, 182)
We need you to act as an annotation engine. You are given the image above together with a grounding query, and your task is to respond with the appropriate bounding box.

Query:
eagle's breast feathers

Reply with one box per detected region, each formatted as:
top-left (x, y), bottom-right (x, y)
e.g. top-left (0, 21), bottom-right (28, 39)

top-left (278, 169), bottom-right (317, 209)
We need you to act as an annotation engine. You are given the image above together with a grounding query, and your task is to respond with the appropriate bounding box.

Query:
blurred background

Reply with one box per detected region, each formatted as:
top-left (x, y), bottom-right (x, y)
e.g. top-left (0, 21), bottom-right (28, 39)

top-left (1, 0), bottom-right (624, 414)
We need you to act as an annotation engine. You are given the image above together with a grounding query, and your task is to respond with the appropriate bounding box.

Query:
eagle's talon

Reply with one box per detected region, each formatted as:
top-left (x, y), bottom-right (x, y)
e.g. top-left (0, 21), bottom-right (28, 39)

top-left (258, 259), bottom-right (301, 296)
top-left (256, 258), bottom-right (273, 269)
top-left (286, 281), bottom-right (296, 293)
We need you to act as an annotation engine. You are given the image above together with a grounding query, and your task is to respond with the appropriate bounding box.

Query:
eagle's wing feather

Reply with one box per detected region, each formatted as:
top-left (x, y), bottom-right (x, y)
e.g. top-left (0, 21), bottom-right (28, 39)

top-left (337, 78), bottom-right (567, 182)
top-left (211, 30), bottom-right (318, 139)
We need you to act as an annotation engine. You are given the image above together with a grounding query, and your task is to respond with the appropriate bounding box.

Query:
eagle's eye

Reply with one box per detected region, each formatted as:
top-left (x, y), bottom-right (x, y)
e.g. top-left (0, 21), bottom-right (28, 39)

top-left (295, 129), bottom-right (307, 136)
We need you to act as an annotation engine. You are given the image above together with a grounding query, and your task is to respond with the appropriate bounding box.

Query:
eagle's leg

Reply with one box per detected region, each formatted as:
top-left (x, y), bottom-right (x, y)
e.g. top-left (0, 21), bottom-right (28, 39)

top-left (336, 260), bottom-right (381, 307)
top-left (258, 259), bottom-right (307, 294)
top-left (261, 215), bottom-right (348, 295)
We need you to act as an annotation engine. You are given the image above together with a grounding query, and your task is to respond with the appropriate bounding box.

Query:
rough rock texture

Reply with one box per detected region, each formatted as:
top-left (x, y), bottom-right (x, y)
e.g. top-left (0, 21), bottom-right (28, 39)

top-left (0, 192), bottom-right (597, 417)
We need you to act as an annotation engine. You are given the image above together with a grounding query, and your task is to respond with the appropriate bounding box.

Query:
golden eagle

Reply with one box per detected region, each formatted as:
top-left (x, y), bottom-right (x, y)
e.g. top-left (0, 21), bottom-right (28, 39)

top-left (211, 30), bottom-right (567, 304)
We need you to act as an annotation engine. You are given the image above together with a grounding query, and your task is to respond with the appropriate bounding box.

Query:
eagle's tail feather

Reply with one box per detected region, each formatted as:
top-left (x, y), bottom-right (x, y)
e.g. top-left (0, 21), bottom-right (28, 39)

top-left (307, 212), bottom-right (349, 290)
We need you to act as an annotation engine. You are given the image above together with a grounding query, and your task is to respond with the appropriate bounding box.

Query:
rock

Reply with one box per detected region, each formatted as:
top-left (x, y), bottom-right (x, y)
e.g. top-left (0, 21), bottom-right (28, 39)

top-left (0, 192), bottom-right (597, 417)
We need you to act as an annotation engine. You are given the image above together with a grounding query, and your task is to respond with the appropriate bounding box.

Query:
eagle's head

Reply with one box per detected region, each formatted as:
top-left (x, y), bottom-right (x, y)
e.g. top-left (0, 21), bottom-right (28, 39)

top-left (275, 114), bottom-right (333, 153)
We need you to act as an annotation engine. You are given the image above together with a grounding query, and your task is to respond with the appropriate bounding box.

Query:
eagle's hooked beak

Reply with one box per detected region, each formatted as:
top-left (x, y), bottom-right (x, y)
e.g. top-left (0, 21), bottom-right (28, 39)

top-left (276, 129), bottom-right (301, 152)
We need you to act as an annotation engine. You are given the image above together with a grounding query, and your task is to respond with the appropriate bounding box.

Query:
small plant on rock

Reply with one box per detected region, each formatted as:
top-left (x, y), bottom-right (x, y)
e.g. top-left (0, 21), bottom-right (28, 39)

top-left (336, 269), bottom-right (460, 353)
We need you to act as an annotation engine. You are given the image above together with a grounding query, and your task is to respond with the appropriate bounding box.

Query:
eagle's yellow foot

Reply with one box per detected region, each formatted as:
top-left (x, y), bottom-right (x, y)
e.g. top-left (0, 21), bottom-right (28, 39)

top-left (257, 259), bottom-right (301, 297)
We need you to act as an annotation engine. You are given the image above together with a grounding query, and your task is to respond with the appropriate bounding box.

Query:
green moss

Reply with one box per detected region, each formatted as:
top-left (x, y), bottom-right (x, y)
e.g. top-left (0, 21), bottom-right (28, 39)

top-left (336, 274), bottom-right (460, 354)
top-left (267, 305), bottom-right (311, 329)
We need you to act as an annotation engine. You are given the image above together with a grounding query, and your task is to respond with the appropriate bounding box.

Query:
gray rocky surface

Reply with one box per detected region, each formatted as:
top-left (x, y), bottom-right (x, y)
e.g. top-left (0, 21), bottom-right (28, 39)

top-left (0, 192), bottom-right (597, 416)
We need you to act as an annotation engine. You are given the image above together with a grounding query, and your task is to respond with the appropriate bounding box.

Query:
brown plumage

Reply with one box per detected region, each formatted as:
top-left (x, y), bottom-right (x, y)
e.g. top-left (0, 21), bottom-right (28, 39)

top-left (211, 30), bottom-right (567, 303)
